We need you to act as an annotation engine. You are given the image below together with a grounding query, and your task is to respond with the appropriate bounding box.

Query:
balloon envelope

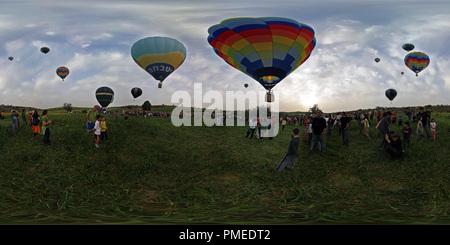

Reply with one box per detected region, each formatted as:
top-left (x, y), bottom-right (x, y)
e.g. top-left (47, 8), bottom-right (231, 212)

top-left (244, 83), bottom-right (248, 88)
top-left (8, 56), bottom-right (13, 61)
top-left (207, 17), bottom-right (316, 91)
top-left (131, 36), bottom-right (186, 87)
top-left (374, 58), bottom-right (380, 63)
top-left (404, 52), bottom-right (429, 76)
top-left (402, 43), bottom-right (414, 52)
top-left (131, 87), bottom-right (143, 98)
top-left (40, 47), bottom-right (50, 54)
top-left (95, 86), bottom-right (115, 108)
top-left (56, 66), bottom-right (69, 80)
top-left (385, 88), bottom-right (397, 101)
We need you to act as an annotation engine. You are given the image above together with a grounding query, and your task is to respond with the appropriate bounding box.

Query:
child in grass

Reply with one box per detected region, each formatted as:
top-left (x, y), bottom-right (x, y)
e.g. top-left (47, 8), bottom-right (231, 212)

top-left (275, 128), bottom-right (300, 172)
top-left (100, 116), bottom-right (108, 142)
top-left (386, 133), bottom-right (403, 159)
top-left (93, 115), bottom-right (102, 148)
top-left (430, 118), bottom-right (436, 141)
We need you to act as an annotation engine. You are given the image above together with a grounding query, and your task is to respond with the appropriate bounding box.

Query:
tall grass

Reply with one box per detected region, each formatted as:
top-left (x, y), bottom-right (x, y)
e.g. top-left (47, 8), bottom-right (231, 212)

top-left (0, 111), bottom-right (448, 224)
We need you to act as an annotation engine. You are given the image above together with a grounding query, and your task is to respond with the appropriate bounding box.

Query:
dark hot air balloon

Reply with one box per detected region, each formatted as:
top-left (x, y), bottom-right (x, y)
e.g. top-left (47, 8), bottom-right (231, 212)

top-left (95, 86), bottom-right (114, 108)
top-left (207, 17), bottom-right (316, 102)
top-left (40, 47), bottom-right (50, 54)
top-left (402, 43), bottom-right (414, 52)
top-left (374, 58), bottom-right (380, 63)
top-left (131, 87), bottom-right (143, 98)
top-left (385, 88), bottom-right (397, 101)
top-left (8, 57), bottom-right (13, 61)
top-left (244, 83), bottom-right (248, 88)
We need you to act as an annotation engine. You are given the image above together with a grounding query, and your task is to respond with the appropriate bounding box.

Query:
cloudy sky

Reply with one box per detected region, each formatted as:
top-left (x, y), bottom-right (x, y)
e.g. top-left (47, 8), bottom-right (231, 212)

top-left (1, 0), bottom-right (449, 112)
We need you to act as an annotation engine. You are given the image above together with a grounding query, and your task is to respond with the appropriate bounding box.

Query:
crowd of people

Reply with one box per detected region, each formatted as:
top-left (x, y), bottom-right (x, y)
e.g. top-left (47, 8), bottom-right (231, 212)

top-left (273, 107), bottom-right (438, 172)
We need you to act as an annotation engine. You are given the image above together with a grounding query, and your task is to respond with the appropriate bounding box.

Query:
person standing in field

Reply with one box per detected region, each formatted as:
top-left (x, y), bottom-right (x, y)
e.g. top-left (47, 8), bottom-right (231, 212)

top-left (93, 115), bottom-right (102, 148)
top-left (378, 111), bottom-right (392, 152)
top-left (86, 105), bottom-right (99, 140)
top-left (31, 110), bottom-right (40, 138)
top-left (21, 109), bottom-right (28, 126)
top-left (311, 110), bottom-right (327, 156)
top-left (11, 110), bottom-right (19, 136)
top-left (340, 112), bottom-right (350, 146)
top-left (397, 113), bottom-right (403, 127)
top-left (246, 117), bottom-right (256, 140)
top-left (100, 116), bottom-right (108, 142)
top-left (402, 121), bottom-right (412, 150)
top-left (364, 116), bottom-right (371, 141)
top-left (41, 110), bottom-right (51, 145)
top-left (430, 118), bottom-right (436, 141)
top-left (417, 116), bottom-right (424, 142)
top-left (281, 118), bottom-right (286, 131)
top-left (417, 107), bottom-right (430, 139)
top-left (275, 128), bottom-right (300, 172)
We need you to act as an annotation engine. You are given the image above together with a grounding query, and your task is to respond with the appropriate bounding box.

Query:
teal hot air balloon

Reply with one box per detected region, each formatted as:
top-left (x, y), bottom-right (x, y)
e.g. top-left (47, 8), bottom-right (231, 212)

top-left (207, 17), bottom-right (316, 102)
top-left (8, 56), bottom-right (13, 61)
top-left (374, 58), bottom-right (380, 63)
top-left (131, 36), bottom-right (186, 88)
top-left (95, 86), bottom-right (114, 108)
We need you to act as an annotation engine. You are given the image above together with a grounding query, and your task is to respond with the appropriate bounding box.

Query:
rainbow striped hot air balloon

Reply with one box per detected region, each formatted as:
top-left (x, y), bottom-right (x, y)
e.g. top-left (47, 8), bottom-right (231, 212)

top-left (131, 36), bottom-right (186, 88)
top-left (207, 17), bottom-right (316, 101)
top-left (56, 66), bottom-right (69, 81)
top-left (404, 52), bottom-right (429, 76)
top-left (95, 86), bottom-right (114, 108)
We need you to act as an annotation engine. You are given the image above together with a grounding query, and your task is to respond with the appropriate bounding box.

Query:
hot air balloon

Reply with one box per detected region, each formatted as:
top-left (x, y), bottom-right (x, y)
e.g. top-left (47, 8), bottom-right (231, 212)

top-left (95, 86), bottom-right (114, 108)
top-left (402, 43), bottom-right (414, 52)
top-left (244, 83), bottom-right (248, 88)
top-left (401, 71), bottom-right (404, 75)
top-left (8, 56), bottom-right (13, 61)
top-left (131, 36), bottom-right (186, 88)
top-left (40, 47), bottom-right (50, 54)
top-left (374, 58), bottom-right (380, 63)
top-left (207, 17), bottom-right (316, 102)
top-left (131, 87), bottom-right (143, 99)
top-left (56, 66), bottom-right (69, 80)
top-left (385, 88), bottom-right (397, 101)
top-left (404, 52), bottom-right (429, 76)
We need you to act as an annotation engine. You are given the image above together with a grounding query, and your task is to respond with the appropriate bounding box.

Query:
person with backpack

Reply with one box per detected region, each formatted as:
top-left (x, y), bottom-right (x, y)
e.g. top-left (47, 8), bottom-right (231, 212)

top-left (31, 110), bottom-right (40, 138)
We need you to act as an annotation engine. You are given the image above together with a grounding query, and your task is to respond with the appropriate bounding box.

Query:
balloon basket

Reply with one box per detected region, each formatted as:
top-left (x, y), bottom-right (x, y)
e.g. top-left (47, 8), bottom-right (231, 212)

top-left (158, 82), bottom-right (162, 88)
top-left (265, 92), bottom-right (274, 102)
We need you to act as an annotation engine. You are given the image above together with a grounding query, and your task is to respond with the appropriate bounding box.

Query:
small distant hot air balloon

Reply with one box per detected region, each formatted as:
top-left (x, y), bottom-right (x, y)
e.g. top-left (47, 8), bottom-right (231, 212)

top-left (374, 58), bottom-right (380, 63)
top-left (404, 52), bottom-right (429, 76)
top-left (207, 17), bottom-right (316, 102)
top-left (131, 87), bottom-right (143, 99)
top-left (56, 66), bottom-right (69, 80)
top-left (401, 71), bottom-right (404, 75)
top-left (244, 83), bottom-right (248, 88)
top-left (40, 47), bottom-right (50, 54)
top-left (402, 43), bottom-right (414, 52)
top-left (385, 88), bottom-right (397, 101)
top-left (95, 86), bottom-right (114, 108)
top-left (131, 36), bottom-right (186, 88)
top-left (8, 56), bottom-right (13, 61)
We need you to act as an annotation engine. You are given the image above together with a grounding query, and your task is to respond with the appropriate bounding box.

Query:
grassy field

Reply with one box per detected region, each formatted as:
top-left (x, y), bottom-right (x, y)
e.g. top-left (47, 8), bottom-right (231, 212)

top-left (0, 109), bottom-right (448, 224)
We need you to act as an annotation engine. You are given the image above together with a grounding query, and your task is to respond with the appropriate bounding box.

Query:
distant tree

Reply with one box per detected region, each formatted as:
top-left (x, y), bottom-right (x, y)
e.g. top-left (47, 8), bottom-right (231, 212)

top-left (309, 104), bottom-right (320, 115)
top-left (142, 100), bottom-right (152, 111)
top-left (63, 102), bottom-right (73, 112)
